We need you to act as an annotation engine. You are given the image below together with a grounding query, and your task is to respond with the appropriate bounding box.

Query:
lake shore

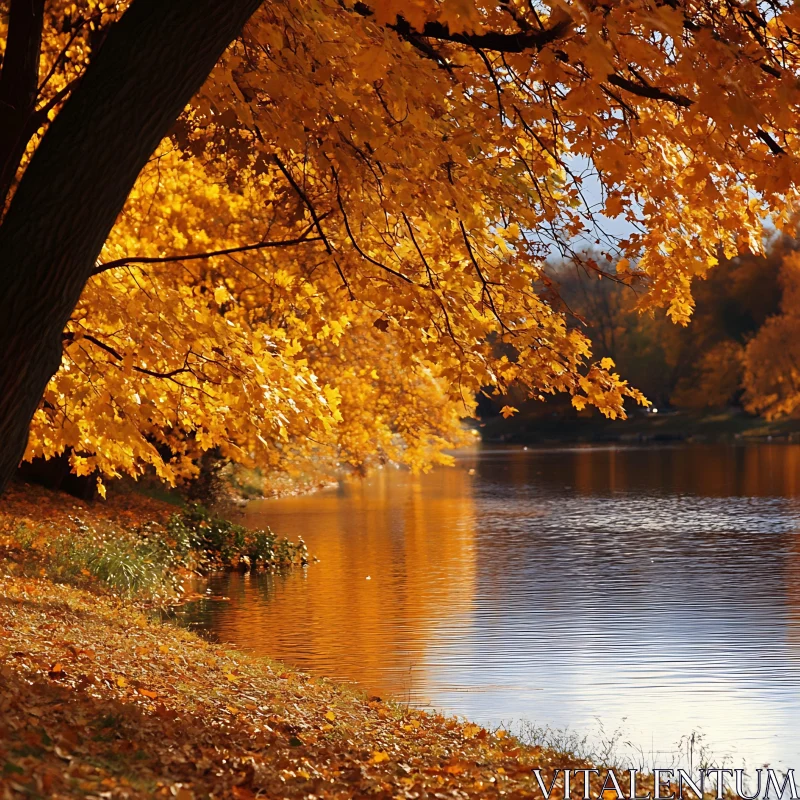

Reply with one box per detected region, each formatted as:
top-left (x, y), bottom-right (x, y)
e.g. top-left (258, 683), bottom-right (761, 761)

top-left (0, 574), bottom-right (618, 799)
top-left (480, 408), bottom-right (800, 446)
top-left (0, 482), bottom-right (625, 799)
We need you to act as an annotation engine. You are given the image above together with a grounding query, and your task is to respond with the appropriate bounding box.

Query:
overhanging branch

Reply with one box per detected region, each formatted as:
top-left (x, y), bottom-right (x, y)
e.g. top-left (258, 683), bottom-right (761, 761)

top-left (92, 230), bottom-right (324, 276)
top-left (351, 1), bottom-right (571, 54)
top-left (62, 331), bottom-right (191, 381)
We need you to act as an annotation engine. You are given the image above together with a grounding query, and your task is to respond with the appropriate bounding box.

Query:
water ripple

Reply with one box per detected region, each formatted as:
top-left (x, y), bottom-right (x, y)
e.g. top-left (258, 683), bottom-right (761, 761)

top-left (178, 444), bottom-right (800, 769)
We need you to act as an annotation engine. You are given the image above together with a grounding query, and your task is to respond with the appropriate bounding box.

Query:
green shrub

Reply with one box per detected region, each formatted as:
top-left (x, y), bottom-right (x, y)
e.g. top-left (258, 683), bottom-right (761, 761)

top-left (5, 505), bottom-right (306, 602)
top-left (166, 504), bottom-right (307, 569)
top-left (11, 521), bottom-right (182, 601)
top-left (83, 538), bottom-right (178, 597)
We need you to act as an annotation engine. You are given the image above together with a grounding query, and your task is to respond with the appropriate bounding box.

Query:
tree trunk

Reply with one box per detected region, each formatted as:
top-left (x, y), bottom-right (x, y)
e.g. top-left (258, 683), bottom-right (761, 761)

top-left (0, 0), bottom-right (46, 205)
top-left (0, 0), bottom-right (264, 494)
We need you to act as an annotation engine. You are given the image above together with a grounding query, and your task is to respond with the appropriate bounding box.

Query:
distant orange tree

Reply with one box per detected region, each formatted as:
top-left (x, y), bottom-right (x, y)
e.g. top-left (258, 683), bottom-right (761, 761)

top-left (2, 0), bottom-right (800, 491)
top-left (742, 249), bottom-right (800, 418)
top-left (547, 242), bottom-right (788, 413)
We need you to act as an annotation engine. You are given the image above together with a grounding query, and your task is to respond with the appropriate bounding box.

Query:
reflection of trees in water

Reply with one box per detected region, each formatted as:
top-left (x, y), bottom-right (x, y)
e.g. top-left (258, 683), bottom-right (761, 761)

top-left (192, 466), bottom-right (478, 699)
top-left (488, 444), bottom-right (800, 498)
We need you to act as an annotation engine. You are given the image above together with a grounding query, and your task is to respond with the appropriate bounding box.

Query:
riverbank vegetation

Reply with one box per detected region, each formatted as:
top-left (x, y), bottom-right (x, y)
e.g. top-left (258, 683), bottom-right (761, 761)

top-left (0, 483), bottom-right (306, 603)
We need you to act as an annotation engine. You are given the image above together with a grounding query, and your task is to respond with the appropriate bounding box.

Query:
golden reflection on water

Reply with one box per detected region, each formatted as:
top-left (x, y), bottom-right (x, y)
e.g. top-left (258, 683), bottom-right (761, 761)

top-left (181, 444), bottom-right (800, 769)
top-left (203, 466), bottom-right (477, 697)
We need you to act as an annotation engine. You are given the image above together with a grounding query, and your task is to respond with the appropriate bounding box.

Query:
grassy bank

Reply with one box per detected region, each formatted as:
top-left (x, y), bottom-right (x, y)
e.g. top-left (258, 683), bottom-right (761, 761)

top-left (0, 483), bottom-right (307, 603)
top-left (0, 484), bottom-right (657, 798)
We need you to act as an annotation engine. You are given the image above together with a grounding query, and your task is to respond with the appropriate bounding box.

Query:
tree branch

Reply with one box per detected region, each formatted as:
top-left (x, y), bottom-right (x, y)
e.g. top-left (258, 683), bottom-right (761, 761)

top-left (91, 230), bottom-right (324, 276)
top-left (25, 77), bottom-right (83, 138)
top-left (62, 331), bottom-right (191, 381)
top-left (459, 220), bottom-right (508, 333)
top-left (356, 3), bottom-right (697, 115)
top-left (757, 128), bottom-right (785, 155)
top-left (0, 0), bottom-right (45, 117)
top-left (352, 2), bottom-right (571, 54)
top-left (272, 154), bottom-right (333, 253)
top-left (331, 166), bottom-right (418, 285)
top-left (272, 153), bottom-right (354, 298)
top-left (605, 74), bottom-right (692, 108)
top-left (413, 16), bottom-right (571, 52)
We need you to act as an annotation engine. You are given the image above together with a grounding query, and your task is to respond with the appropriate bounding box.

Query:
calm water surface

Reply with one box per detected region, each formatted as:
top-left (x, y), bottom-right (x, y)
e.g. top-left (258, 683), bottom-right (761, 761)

top-left (179, 444), bottom-right (800, 768)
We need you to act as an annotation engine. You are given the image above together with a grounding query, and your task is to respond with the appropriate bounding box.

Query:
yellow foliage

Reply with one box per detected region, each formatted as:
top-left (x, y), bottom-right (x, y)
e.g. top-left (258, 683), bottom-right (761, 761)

top-left (10, 0), bottom-right (800, 479)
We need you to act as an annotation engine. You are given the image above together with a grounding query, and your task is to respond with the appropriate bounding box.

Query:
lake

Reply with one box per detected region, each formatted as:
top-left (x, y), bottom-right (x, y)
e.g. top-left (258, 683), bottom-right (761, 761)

top-left (178, 444), bottom-right (800, 769)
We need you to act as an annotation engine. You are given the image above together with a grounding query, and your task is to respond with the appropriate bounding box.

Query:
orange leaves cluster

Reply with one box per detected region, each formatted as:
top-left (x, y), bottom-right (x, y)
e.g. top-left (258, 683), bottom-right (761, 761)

top-left (742, 252), bottom-right (800, 418)
top-left (15, 0), bottom-right (800, 480)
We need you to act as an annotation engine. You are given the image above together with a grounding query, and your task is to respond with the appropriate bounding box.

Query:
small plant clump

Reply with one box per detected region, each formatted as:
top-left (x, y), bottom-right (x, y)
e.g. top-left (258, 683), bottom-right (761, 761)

top-left (165, 504), bottom-right (308, 571)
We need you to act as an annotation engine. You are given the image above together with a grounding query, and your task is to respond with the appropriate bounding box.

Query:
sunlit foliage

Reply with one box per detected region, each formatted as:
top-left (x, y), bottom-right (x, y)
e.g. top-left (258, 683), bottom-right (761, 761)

top-left (7, 0), bottom-right (800, 483)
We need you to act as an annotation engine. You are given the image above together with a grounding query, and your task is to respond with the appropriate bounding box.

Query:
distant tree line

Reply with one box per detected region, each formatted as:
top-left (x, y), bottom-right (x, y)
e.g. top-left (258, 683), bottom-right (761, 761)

top-left (483, 236), bottom-right (800, 421)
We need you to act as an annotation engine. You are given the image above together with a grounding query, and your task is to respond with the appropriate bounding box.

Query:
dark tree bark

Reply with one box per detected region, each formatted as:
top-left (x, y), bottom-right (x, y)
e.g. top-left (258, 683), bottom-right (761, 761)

top-left (0, 0), bottom-right (46, 205)
top-left (0, 0), bottom-right (264, 494)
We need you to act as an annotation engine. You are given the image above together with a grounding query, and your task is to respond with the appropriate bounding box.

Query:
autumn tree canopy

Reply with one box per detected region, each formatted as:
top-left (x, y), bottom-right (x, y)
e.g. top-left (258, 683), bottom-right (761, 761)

top-left (2, 0), bottom-right (800, 491)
